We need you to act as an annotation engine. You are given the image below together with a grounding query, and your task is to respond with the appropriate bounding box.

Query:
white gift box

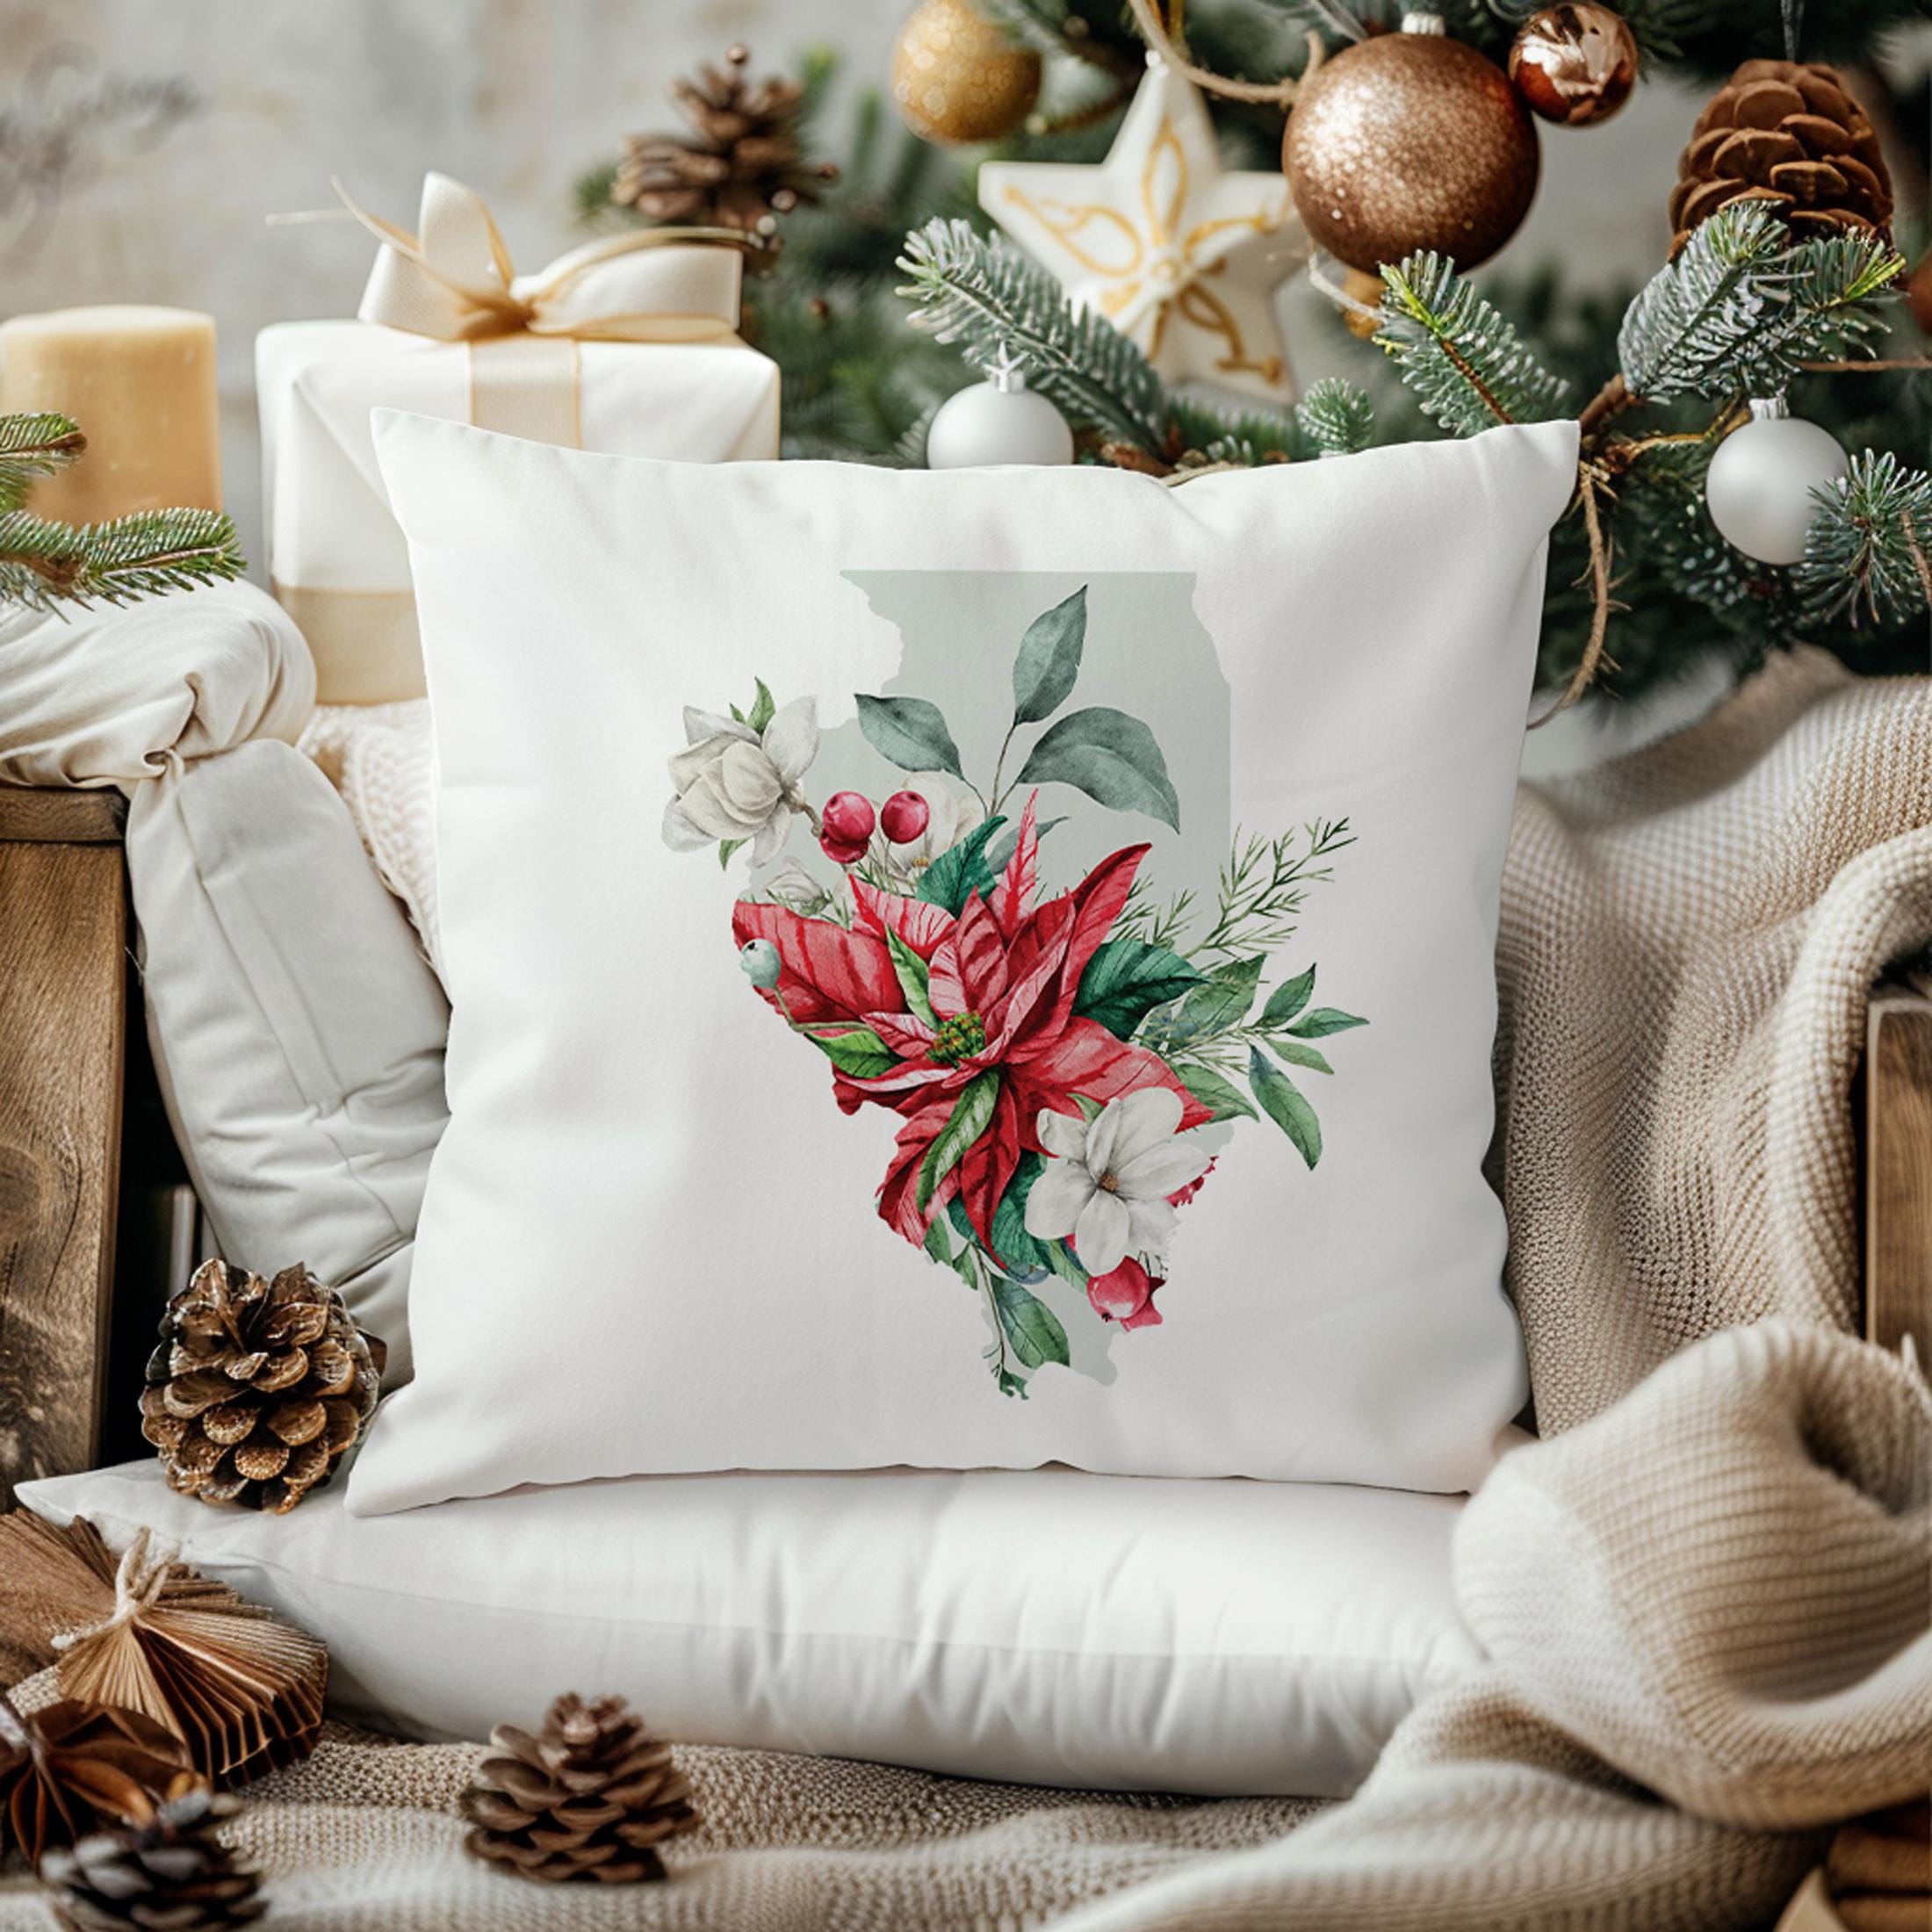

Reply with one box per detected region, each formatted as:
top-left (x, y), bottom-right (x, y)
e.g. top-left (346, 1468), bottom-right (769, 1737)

top-left (257, 321), bottom-right (779, 705)
top-left (257, 176), bottom-right (781, 704)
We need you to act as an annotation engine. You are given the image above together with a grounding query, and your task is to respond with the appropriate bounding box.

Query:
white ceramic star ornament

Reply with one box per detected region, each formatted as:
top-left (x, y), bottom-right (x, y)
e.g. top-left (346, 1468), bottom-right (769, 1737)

top-left (978, 54), bottom-right (1305, 403)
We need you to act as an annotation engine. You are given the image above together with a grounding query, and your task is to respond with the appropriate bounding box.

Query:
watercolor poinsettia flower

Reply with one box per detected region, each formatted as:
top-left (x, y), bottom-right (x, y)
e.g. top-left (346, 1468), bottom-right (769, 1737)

top-left (732, 797), bottom-right (1210, 1259)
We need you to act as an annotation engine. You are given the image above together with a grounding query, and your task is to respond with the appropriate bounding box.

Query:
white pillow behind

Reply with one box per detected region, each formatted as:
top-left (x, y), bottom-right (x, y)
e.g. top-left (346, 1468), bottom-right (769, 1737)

top-left (350, 415), bottom-right (1576, 1514)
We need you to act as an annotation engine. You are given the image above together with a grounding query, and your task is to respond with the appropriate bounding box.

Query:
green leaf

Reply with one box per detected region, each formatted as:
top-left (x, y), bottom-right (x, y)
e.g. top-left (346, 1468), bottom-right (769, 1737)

top-left (1250, 1045), bottom-right (1321, 1169)
top-left (1148, 955), bottom-right (1264, 1047)
top-left (917, 1071), bottom-right (1000, 1209)
top-left (987, 1152), bottom-right (1053, 1274)
top-left (1259, 967), bottom-right (1316, 1028)
top-left (1173, 1061), bottom-right (1258, 1122)
top-left (746, 678), bottom-right (776, 734)
top-left (885, 929), bottom-right (938, 1028)
top-left (855, 693), bottom-right (963, 778)
top-left (1074, 940), bottom-right (1206, 1040)
top-left (1269, 1039), bottom-right (1333, 1076)
top-left (1040, 1236), bottom-right (1088, 1287)
top-left (718, 838), bottom-right (746, 870)
top-left (926, 1215), bottom-right (978, 1288)
top-left (804, 1027), bottom-right (898, 1080)
top-left (1014, 707), bottom-right (1179, 832)
top-left (1011, 585), bottom-right (1087, 724)
top-left (1287, 1008), bottom-right (1368, 1039)
top-left (917, 817), bottom-right (1006, 915)
top-left (990, 1275), bottom-right (1070, 1370)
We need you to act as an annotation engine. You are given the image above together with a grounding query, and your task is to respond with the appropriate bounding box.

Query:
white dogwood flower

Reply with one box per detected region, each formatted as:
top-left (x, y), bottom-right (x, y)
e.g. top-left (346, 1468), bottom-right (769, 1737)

top-left (1024, 1087), bottom-right (1213, 1279)
top-left (662, 697), bottom-right (818, 867)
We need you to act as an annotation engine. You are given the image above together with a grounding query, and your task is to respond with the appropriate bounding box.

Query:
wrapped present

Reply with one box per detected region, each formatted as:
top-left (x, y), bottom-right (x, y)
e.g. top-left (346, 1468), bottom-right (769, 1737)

top-left (258, 173), bottom-right (779, 704)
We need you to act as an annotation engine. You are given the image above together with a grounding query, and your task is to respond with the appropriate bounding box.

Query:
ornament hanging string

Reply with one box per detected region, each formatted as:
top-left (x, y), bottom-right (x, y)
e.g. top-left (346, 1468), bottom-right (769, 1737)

top-left (1121, 0), bottom-right (1321, 105)
top-left (49, 1529), bottom-right (175, 1653)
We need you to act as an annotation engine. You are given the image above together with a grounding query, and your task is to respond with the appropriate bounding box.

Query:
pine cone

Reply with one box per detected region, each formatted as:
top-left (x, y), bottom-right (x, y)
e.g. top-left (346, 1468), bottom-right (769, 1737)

top-left (0, 1696), bottom-right (200, 1871)
top-left (1669, 59), bottom-right (1892, 258)
top-left (613, 44), bottom-right (838, 237)
top-left (460, 1694), bottom-right (699, 1884)
top-left (140, 1260), bottom-right (385, 1515)
top-left (40, 1788), bottom-right (263, 1930)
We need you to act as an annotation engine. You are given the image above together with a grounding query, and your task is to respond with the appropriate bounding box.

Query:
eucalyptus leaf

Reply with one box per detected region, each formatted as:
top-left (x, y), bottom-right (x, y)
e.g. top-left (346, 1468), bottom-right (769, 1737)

top-left (1013, 707), bottom-right (1179, 832)
top-left (1259, 967), bottom-right (1316, 1028)
top-left (918, 1071), bottom-right (1000, 1208)
top-left (1011, 585), bottom-right (1087, 724)
top-left (1269, 1038), bottom-right (1334, 1076)
top-left (856, 693), bottom-right (964, 777)
top-left (1250, 1045), bottom-right (1322, 1169)
top-left (1148, 955), bottom-right (1264, 1047)
top-left (1075, 940), bottom-right (1206, 1040)
top-left (1287, 1007), bottom-right (1369, 1038)
top-left (1173, 1060), bottom-right (1258, 1122)
top-left (991, 1274), bottom-right (1071, 1370)
top-left (918, 817), bottom-right (1006, 914)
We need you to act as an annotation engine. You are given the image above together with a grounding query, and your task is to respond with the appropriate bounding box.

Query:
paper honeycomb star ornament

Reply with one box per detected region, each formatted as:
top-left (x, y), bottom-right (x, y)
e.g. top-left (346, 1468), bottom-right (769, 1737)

top-left (978, 55), bottom-right (1304, 403)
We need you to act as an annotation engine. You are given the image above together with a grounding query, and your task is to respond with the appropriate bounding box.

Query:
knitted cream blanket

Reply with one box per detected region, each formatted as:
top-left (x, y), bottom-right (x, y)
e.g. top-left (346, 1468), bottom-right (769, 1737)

top-left (5, 650), bottom-right (1921, 1930)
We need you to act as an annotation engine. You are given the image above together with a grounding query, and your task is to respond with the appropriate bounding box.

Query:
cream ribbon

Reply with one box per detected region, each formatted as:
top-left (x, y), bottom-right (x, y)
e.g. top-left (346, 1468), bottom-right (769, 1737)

top-left (332, 171), bottom-right (755, 443)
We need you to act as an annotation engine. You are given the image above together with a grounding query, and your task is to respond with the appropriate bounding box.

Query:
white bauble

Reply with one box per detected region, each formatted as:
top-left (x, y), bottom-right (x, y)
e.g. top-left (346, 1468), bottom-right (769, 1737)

top-left (926, 364), bottom-right (1073, 469)
top-left (1705, 400), bottom-right (1847, 566)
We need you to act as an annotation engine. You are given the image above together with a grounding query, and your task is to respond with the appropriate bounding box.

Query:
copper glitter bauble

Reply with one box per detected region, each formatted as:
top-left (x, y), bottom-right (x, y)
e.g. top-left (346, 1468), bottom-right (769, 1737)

top-left (1508, 4), bottom-right (1638, 126)
top-left (890, 0), bottom-right (1042, 146)
top-left (1283, 16), bottom-right (1539, 274)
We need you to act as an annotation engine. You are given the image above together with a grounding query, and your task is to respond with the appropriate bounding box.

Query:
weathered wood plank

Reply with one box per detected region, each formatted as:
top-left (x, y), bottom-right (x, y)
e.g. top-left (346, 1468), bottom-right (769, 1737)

top-left (0, 787), bottom-right (126, 845)
top-left (1864, 986), bottom-right (1932, 1360)
top-left (0, 836), bottom-right (126, 1505)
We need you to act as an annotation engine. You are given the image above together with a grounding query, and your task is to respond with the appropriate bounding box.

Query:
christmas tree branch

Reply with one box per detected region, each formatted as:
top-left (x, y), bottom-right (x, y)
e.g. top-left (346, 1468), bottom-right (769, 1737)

top-left (1796, 451), bottom-right (1932, 627)
top-left (0, 504), bottom-right (245, 615)
top-left (0, 412), bottom-right (89, 510)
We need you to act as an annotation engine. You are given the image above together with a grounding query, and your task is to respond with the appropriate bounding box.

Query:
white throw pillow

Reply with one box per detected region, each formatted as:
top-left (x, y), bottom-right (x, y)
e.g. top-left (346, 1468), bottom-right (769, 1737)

top-left (351, 414), bottom-right (1576, 1514)
top-left (21, 1459), bottom-right (1481, 1797)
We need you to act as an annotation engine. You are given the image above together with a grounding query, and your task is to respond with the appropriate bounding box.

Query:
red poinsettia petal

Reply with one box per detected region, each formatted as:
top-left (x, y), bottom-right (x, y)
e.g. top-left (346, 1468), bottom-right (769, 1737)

top-left (926, 933), bottom-right (967, 1021)
top-left (1047, 844), bottom-right (1149, 1032)
top-left (990, 892), bottom-right (1077, 1056)
top-left (851, 876), bottom-right (955, 960)
top-left (953, 892), bottom-right (1011, 1013)
top-left (991, 790), bottom-right (1039, 940)
top-left (1010, 1018), bottom-right (1212, 1134)
top-left (876, 1093), bottom-right (963, 1246)
top-left (732, 903), bottom-right (904, 1024)
top-left (957, 1080), bottom-right (1022, 1259)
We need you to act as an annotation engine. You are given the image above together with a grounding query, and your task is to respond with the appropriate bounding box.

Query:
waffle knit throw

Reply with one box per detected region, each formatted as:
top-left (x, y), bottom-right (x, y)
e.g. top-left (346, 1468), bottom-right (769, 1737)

top-left (4, 649), bottom-right (1925, 1931)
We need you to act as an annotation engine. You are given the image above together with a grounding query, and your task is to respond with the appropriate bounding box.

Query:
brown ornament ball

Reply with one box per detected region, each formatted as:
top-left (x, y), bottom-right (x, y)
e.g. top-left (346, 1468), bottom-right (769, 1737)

top-left (891, 0), bottom-right (1042, 146)
top-left (1283, 18), bottom-right (1539, 275)
top-left (1508, 4), bottom-right (1638, 127)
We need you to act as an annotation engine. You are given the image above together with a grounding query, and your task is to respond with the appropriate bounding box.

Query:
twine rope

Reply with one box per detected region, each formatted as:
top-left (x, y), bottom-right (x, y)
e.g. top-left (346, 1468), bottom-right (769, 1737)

top-left (50, 1528), bottom-right (177, 1652)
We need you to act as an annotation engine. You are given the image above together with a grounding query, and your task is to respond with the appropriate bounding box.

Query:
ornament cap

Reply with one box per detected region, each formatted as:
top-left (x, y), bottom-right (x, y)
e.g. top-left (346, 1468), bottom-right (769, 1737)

top-left (1401, 11), bottom-right (1448, 33)
top-left (1747, 394), bottom-right (1791, 422)
top-left (990, 344), bottom-right (1030, 393)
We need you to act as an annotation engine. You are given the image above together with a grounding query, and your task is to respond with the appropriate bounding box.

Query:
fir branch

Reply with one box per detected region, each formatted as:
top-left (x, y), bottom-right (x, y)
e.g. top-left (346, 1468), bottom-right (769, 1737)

top-left (1375, 254), bottom-right (1571, 437)
top-left (1797, 451), bottom-right (1932, 628)
top-left (0, 505), bottom-right (244, 614)
top-left (1295, 378), bottom-right (1374, 458)
top-left (1617, 204), bottom-right (1903, 405)
top-left (0, 411), bottom-right (87, 509)
top-left (1123, 821), bottom-right (1355, 962)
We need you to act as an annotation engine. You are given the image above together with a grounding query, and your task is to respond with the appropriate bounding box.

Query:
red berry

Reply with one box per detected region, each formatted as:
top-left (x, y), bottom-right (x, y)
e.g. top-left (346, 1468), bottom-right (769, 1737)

top-left (880, 789), bottom-right (931, 844)
top-left (819, 830), bottom-right (869, 867)
top-left (821, 790), bottom-right (876, 846)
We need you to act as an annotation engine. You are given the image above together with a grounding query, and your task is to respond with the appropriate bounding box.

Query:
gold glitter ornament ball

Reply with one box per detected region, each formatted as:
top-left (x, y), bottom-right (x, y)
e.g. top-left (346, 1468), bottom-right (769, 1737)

top-left (1508, 4), bottom-right (1639, 126)
top-left (1283, 16), bottom-right (1540, 274)
top-left (891, 0), bottom-right (1042, 146)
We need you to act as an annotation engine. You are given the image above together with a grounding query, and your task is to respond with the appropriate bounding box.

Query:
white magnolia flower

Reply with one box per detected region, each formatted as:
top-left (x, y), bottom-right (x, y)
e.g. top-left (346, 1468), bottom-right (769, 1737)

top-left (872, 772), bottom-right (986, 883)
top-left (663, 697), bottom-right (818, 867)
top-left (1024, 1087), bottom-right (1213, 1280)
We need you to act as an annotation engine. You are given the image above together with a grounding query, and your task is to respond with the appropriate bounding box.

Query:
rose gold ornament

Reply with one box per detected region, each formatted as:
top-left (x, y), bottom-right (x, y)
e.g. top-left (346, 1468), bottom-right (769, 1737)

top-left (1282, 12), bottom-right (1539, 275)
top-left (1508, 4), bottom-right (1638, 126)
top-left (891, 0), bottom-right (1042, 146)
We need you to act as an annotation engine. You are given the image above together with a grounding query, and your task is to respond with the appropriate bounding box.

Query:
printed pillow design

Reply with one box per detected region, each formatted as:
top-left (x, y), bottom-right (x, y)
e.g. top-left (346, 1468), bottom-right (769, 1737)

top-left (348, 415), bottom-right (1578, 1514)
top-left (665, 583), bottom-right (1368, 1396)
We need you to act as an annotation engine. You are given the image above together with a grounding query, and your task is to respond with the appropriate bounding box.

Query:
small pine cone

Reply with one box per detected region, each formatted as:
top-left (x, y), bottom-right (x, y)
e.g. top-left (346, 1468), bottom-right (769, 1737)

top-left (612, 43), bottom-right (837, 235)
top-left (140, 1260), bottom-right (385, 1515)
top-left (40, 1789), bottom-right (263, 1930)
top-left (1669, 59), bottom-right (1892, 258)
top-left (460, 1694), bottom-right (699, 1884)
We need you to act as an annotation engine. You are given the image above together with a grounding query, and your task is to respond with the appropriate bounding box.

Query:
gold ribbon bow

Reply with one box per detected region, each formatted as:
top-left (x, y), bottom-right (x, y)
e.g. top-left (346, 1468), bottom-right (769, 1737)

top-left (333, 171), bottom-right (755, 443)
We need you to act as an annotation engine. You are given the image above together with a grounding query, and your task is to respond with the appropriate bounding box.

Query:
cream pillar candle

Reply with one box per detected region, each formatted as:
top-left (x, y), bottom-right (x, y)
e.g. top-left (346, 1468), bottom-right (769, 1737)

top-left (0, 306), bottom-right (221, 523)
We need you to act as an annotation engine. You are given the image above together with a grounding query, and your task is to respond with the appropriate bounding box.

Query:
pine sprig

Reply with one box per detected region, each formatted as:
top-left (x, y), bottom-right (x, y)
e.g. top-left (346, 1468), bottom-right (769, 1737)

top-left (1798, 451), bottom-right (1932, 628)
top-left (1375, 254), bottom-right (1572, 436)
top-left (0, 412), bottom-right (88, 509)
top-left (0, 504), bottom-right (244, 614)
top-left (1296, 377), bottom-right (1375, 458)
top-left (1617, 205), bottom-right (1902, 404)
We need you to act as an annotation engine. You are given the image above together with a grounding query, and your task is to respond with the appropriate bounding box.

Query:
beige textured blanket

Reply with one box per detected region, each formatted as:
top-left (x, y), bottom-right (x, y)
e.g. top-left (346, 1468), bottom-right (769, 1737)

top-left (4, 649), bottom-right (1927, 1930)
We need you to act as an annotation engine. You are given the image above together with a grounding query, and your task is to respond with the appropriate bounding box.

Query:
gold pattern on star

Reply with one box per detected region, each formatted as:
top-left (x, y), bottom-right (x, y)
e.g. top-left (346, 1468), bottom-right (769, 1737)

top-left (980, 58), bottom-right (1303, 401)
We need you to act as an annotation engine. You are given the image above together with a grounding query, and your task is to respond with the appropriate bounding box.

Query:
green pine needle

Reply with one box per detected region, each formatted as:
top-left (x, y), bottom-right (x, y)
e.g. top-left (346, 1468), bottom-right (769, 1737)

top-left (0, 412), bottom-right (89, 511)
top-left (0, 502), bottom-right (245, 615)
top-left (1375, 254), bottom-right (1571, 437)
top-left (1798, 451), bottom-right (1932, 628)
top-left (1295, 378), bottom-right (1375, 458)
